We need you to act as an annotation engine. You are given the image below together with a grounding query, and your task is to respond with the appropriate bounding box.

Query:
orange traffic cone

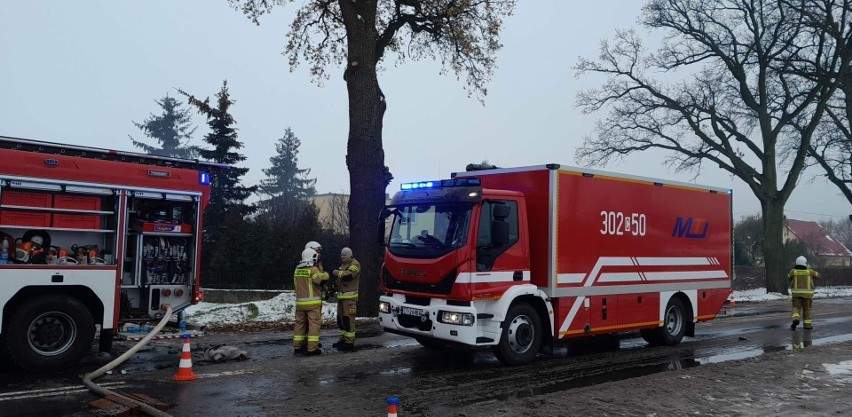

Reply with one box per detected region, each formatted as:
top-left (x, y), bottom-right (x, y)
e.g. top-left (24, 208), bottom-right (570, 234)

top-left (387, 397), bottom-right (400, 417)
top-left (173, 334), bottom-right (198, 381)
top-left (726, 289), bottom-right (736, 307)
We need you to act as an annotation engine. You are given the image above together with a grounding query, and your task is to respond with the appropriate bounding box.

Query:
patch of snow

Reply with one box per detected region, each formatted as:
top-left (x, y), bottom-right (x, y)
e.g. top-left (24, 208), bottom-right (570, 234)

top-left (184, 291), bottom-right (338, 326)
top-left (823, 360), bottom-right (852, 376)
top-left (734, 287), bottom-right (852, 302)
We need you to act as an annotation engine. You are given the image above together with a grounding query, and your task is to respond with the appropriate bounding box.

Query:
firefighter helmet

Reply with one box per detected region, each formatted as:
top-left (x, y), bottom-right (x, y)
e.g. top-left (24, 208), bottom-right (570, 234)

top-left (301, 248), bottom-right (319, 266)
top-left (795, 256), bottom-right (808, 267)
top-left (305, 241), bottom-right (322, 252)
top-left (341, 247), bottom-right (353, 262)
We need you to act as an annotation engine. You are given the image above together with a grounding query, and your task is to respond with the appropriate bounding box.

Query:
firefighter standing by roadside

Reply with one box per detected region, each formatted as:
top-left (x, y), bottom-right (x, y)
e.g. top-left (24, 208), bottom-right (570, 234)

top-left (293, 242), bottom-right (329, 355)
top-left (332, 247), bottom-right (360, 350)
top-left (789, 256), bottom-right (820, 330)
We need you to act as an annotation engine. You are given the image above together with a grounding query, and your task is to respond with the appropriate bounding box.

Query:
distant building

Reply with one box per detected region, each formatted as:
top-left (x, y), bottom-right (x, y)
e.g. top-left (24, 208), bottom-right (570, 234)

top-left (307, 193), bottom-right (392, 235)
top-left (308, 193), bottom-right (349, 234)
top-left (784, 219), bottom-right (852, 267)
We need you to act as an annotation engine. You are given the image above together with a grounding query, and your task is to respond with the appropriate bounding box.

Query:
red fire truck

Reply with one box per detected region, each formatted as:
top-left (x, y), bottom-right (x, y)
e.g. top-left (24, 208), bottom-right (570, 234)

top-left (378, 164), bottom-right (732, 365)
top-left (0, 136), bottom-right (221, 371)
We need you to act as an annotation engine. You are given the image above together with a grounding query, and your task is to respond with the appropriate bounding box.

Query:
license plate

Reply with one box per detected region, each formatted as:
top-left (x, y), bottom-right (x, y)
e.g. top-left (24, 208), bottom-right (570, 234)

top-left (401, 306), bottom-right (424, 316)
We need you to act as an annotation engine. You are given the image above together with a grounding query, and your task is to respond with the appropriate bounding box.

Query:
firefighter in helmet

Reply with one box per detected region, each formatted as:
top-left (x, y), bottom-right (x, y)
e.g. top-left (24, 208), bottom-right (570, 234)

top-left (789, 256), bottom-right (820, 330)
top-left (293, 245), bottom-right (329, 355)
top-left (332, 247), bottom-right (361, 350)
top-left (305, 241), bottom-right (323, 268)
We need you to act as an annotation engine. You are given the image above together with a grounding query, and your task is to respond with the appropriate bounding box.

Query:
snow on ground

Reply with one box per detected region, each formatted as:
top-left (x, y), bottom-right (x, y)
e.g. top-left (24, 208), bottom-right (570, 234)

top-left (183, 287), bottom-right (852, 326)
top-left (184, 291), bottom-right (338, 326)
top-left (734, 286), bottom-right (852, 302)
top-left (823, 360), bottom-right (852, 376)
top-left (823, 360), bottom-right (852, 384)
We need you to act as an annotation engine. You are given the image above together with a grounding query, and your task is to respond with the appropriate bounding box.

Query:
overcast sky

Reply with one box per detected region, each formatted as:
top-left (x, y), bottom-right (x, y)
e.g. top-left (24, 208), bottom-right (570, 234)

top-left (1, 1), bottom-right (849, 223)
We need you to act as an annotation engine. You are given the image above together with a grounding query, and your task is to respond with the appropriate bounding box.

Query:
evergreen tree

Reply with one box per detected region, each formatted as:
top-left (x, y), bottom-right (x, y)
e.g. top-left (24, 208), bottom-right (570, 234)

top-left (180, 81), bottom-right (257, 242)
top-left (129, 94), bottom-right (197, 158)
top-left (260, 128), bottom-right (317, 200)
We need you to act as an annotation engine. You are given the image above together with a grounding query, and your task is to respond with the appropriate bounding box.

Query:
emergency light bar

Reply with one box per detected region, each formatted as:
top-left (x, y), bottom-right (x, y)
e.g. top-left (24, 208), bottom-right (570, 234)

top-left (400, 178), bottom-right (481, 191)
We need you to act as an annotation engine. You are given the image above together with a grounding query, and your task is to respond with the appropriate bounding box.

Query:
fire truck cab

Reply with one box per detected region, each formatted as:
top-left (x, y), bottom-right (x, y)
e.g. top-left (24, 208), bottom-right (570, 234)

top-left (0, 136), bottom-right (220, 371)
top-left (378, 164), bottom-right (732, 365)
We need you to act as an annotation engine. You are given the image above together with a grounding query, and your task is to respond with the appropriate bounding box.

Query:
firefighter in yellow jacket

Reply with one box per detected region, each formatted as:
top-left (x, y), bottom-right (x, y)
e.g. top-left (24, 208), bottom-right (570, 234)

top-left (789, 256), bottom-right (820, 330)
top-left (331, 247), bottom-right (360, 350)
top-left (293, 246), bottom-right (329, 355)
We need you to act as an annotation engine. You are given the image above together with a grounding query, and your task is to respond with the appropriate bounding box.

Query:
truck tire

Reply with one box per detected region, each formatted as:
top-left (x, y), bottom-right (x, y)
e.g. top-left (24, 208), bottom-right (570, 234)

top-left (493, 303), bottom-right (542, 366)
top-left (654, 297), bottom-right (686, 346)
top-left (6, 295), bottom-right (95, 372)
top-left (639, 328), bottom-right (661, 346)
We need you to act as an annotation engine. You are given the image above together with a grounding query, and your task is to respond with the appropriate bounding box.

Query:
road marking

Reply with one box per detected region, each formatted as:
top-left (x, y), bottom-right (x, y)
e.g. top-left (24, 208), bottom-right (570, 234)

top-left (0, 382), bottom-right (129, 401)
top-left (196, 369), bottom-right (254, 379)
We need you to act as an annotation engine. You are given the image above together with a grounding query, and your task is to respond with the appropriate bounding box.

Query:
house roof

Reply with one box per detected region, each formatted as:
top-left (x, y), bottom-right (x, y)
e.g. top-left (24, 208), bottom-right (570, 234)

top-left (785, 219), bottom-right (852, 257)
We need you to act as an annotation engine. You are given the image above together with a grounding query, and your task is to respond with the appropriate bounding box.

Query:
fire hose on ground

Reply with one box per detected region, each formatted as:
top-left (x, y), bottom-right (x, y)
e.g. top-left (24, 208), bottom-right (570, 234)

top-left (82, 305), bottom-right (175, 417)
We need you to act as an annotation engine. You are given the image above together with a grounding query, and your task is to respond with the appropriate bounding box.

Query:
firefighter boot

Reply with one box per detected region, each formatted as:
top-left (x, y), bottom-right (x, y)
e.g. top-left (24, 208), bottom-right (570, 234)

top-left (791, 319), bottom-right (799, 330)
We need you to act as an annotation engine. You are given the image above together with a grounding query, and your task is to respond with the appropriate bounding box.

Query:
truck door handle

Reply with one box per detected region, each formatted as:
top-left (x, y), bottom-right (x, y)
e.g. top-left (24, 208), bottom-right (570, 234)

top-left (513, 271), bottom-right (523, 281)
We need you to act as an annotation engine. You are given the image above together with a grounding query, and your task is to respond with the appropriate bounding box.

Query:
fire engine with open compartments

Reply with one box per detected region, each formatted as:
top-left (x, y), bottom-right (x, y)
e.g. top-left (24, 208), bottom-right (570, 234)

top-left (378, 164), bottom-right (732, 365)
top-left (0, 136), bottom-right (221, 371)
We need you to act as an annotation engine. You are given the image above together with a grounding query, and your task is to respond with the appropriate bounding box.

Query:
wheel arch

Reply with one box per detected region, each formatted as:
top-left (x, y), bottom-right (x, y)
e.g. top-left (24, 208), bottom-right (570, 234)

top-left (511, 294), bottom-right (554, 352)
top-left (668, 291), bottom-right (695, 337)
top-left (2, 286), bottom-right (105, 335)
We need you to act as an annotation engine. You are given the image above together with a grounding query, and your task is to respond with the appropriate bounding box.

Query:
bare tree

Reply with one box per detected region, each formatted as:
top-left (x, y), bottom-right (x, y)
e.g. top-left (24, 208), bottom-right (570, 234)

top-left (734, 215), bottom-right (764, 266)
top-left (790, 0), bottom-right (852, 204)
top-left (327, 193), bottom-right (350, 235)
top-left (820, 217), bottom-right (852, 251)
top-left (575, 0), bottom-right (842, 294)
top-left (230, 0), bottom-right (516, 315)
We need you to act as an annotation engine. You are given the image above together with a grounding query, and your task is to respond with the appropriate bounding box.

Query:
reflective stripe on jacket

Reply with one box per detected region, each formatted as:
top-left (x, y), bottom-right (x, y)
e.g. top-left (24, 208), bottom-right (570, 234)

top-left (295, 266), bottom-right (328, 308)
top-left (788, 268), bottom-right (819, 296)
top-left (336, 258), bottom-right (361, 300)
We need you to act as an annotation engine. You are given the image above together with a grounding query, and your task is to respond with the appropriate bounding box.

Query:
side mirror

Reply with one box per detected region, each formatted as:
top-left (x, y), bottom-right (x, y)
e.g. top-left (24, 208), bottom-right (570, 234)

top-left (377, 208), bottom-right (393, 246)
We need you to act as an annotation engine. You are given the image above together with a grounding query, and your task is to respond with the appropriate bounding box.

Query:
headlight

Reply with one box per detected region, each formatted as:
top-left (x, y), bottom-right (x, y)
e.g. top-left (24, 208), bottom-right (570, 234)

top-left (379, 301), bottom-right (391, 314)
top-left (438, 311), bottom-right (474, 326)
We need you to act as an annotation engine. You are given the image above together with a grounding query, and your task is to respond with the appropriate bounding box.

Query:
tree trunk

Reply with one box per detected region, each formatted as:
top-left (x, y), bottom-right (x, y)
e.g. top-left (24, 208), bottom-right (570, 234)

top-left (343, 24), bottom-right (390, 317)
top-left (761, 197), bottom-right (788, 295)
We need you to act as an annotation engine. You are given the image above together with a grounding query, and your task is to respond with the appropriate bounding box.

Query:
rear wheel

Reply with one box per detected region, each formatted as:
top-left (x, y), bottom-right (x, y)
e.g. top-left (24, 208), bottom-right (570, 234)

top-left (492, 303), bottom-right (542, 366)
top-left (6, 295), bottom-right (95, 372)
top-left (654, 297), bottom-right (687, 346)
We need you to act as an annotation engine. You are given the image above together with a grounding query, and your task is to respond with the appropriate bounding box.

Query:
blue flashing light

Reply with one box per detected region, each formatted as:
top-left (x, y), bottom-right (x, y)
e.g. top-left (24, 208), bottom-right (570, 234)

top-left (199, 171), bottom-right (211, 185)
top-left (401, 178), bottom-right (481, 191)
top-left (727, 189), bottom-right (733, 195)
top-left (401, 181), bottom-right (436, 190)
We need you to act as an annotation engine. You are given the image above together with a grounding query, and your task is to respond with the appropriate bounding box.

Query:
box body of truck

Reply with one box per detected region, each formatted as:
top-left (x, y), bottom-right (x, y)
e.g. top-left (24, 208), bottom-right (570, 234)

top-left (378, 164), bottom-right (731, 364)
top-left (0, 136), bottom-right (219, 371)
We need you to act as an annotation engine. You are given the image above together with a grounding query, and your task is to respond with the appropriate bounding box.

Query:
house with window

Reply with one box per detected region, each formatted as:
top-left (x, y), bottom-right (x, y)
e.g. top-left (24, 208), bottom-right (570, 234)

top-left (783, 219), bottom-right (852, 267)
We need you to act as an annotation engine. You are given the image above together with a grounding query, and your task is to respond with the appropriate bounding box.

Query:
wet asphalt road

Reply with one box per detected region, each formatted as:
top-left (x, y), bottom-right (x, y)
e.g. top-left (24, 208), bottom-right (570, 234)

top-left (2, 298), bottom-right (852, 416)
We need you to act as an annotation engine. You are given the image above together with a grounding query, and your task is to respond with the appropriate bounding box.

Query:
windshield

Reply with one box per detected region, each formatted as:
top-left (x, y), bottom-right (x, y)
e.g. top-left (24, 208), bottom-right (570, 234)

top-left (388, 203), bottom-right (473, 258)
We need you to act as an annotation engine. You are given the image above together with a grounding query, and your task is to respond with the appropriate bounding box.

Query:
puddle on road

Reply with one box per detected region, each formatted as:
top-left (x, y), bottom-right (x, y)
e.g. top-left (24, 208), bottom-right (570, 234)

top-left (479, 332), bottom-right (852, 405)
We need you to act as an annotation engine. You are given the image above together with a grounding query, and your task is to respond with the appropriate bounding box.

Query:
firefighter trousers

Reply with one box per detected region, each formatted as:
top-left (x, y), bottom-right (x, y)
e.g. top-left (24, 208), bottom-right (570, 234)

top-left (792, 296), bottom-right (814, 328)
top-left (294, 306), bottom-right (322, 352)
top-left (337, 300), bottom-right (357, 344)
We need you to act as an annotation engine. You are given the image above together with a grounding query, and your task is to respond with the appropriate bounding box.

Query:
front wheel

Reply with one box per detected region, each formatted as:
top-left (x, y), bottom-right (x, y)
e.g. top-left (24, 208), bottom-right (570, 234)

top-left (492, 303), bottom-right (542, 366)
top-left (654, 297), bottom-right (687, 346)
top-left (6, 295), bottom-right (95, 372)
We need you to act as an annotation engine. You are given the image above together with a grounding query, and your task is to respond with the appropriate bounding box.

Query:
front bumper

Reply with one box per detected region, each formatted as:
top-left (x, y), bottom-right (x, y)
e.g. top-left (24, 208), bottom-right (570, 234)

top-left (378, 293), bottom-right (501, 346)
